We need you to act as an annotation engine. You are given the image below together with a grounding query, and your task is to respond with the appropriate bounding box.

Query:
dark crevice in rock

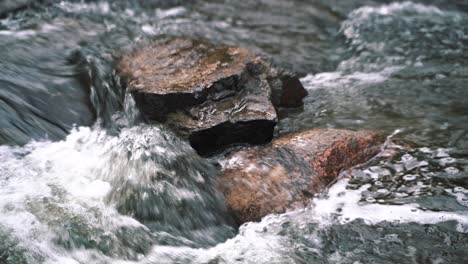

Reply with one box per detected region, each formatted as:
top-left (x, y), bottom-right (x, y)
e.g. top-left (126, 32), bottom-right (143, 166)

top-left (189, 119), bottom-right (276, 156)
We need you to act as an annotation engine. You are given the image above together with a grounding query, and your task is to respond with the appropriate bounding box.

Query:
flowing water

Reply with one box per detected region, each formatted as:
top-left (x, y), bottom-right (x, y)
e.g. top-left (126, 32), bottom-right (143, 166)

top-left (0, 0), bottom-right (467, 263)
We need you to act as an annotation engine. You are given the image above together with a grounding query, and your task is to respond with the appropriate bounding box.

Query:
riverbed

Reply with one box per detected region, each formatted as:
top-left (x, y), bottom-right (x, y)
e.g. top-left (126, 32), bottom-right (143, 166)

top-left (0, 1), bottom-right (467, 263)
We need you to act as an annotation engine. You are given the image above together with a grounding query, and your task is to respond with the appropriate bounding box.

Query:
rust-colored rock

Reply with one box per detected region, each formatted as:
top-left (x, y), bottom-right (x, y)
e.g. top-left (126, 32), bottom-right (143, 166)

top-left (217, 129), bottom-right (384, 224)
top-left (117, 37), bottom-right (306, 155)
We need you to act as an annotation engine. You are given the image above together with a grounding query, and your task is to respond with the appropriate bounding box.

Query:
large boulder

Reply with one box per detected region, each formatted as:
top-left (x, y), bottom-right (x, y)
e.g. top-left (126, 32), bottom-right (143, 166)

top-left (117, 37), bottom-right (306, 155)
top-left (217, 129), bottom-right (384, 224)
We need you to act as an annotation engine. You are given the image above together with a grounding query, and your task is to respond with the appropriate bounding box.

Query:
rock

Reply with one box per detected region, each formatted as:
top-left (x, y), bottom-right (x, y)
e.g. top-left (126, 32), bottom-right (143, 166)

top-left (217, 129), bottom-right (384, 224)
top-left (268, 69), bottom-right (308, 108)
top-left (117, 37), bottom-right (306, 155)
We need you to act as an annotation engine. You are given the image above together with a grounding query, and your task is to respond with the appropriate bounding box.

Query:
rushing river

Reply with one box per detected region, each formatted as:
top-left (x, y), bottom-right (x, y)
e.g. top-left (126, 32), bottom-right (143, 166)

top-left (0, 0), bottom-right (467, 263)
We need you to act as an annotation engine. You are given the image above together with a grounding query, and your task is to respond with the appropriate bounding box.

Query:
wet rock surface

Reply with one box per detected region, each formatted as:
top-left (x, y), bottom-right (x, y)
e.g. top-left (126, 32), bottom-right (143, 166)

top-left (217, 129), bottom-right (384, 224)
top-left (117, 37), bottom-right (306, 155)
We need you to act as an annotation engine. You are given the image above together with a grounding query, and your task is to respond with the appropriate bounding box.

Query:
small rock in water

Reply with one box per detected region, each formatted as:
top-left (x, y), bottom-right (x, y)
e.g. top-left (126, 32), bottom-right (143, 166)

top-left (117, 37), bottom-right (307, 155)
top-left (217, 129), bottom-right (384, 224)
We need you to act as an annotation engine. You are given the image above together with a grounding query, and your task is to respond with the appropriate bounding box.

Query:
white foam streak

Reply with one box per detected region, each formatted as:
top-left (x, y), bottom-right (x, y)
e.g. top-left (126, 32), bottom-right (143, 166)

top-left (58, 1), bottom-right (110, 14)
top-left (349, 1), bottom-right (445, 19)
top-left (300, 66), bottom-right (400, 90)
top-left (312, 179), bottom-right (468, 232)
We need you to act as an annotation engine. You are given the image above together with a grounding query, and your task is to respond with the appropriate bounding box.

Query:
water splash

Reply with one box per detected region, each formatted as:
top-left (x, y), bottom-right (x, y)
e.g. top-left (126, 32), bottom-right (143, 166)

top-left (0, 125), bottom-right (234, 262)
top-left (0, 0), bottom-right (468, 263)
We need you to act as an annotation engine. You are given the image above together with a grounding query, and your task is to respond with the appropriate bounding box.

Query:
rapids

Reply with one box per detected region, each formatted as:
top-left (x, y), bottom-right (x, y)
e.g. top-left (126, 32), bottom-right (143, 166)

top-left (0, 1), bottom-right (467, 263)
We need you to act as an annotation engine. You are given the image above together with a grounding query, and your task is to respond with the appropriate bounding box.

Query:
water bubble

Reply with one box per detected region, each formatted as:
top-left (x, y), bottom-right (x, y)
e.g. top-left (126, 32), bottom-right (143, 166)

top-left (419, 147), bottom-right (432, 153)
top-left (445, 167), bottom-right (459, 174)
top-left (403, 175), bottom-right (417, 181)
top-left (404, 159), bottom-right (423, 171)
top-left (377, 189), bottom-right (390, 194)
top-left (401, 154), bottom-right (414, 162)
top-left (435, 73), bottom-right (446, 79)
top-left (435, 148), bottom-right (450, 158)
top-left (395, 192), bottom-right (409, 198)
top-left (393, 164), bottom-right (405, 173)
top-left (439, 157), bottom-right (456, 166)
top-left (416, 182), bottom-right (424, 186)
top-left (369, 166), bottom-right (391, 176)
top-left (363, 169), bottom-right (379, 179)
top-left (455, 193), bottom-right (468, 207)
top-left (384, 234), bottom-right (400, 242)
top-left (419, 161), bottom-right (429, 167)
top-left (440, 123), bottom-right (450, 130)
top-left (352, 169), bottom-right (367, 178)
top-left (422, 172), bottom-right (436, 178)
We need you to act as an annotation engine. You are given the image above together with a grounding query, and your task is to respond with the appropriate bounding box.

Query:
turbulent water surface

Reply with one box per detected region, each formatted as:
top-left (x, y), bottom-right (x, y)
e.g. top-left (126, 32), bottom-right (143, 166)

top-left (0, 0), bottom-right (467, 263)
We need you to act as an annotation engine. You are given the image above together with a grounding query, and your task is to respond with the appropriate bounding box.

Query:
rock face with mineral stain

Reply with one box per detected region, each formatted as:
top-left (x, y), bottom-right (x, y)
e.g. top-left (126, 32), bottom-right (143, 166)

top-left (117, 37), bottom-right (306, 155)
top-left (217, 129), bottom-right (384, 224)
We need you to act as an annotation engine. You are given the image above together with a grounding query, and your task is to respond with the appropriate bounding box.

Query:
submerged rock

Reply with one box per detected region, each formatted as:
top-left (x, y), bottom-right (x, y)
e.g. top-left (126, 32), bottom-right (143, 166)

top-left (117, 37), bottom-right (306, 155)
top-left (217, 129), bottom-right (384, 224)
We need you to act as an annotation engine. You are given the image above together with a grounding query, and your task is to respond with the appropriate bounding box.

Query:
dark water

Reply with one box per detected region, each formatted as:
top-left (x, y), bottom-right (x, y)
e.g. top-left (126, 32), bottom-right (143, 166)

top-left (0, 0), bottom-right (467, 263)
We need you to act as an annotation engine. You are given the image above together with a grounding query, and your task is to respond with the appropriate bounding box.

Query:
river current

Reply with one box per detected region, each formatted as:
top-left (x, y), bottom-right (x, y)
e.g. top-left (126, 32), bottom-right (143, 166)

top-left (0, 1), bottom-right (467, 263)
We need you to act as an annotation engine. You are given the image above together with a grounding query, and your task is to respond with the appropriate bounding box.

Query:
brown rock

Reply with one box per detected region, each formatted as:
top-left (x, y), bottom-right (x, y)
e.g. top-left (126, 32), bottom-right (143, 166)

top-left (217, 129), bottom-right (384, 224)
top-left (117, 37), bottom-right (306, 155)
